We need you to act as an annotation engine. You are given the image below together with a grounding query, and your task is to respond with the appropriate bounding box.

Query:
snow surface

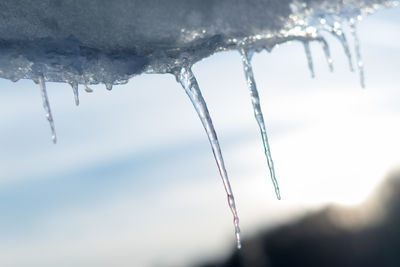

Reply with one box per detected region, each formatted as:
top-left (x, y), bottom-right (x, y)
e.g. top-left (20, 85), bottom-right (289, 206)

top-left (0, 0), bottom-right (396, 85)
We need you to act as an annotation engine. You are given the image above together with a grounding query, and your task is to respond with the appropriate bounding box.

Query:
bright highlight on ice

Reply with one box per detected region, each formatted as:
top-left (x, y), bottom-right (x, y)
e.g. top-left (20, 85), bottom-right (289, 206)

top-left (0, 0), bottom-right (397, 249)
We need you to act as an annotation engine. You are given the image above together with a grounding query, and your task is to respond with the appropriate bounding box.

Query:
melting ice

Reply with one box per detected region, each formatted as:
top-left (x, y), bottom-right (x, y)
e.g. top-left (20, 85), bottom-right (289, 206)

top-left (0, 0), bottom-right (398, 248)
top-left (177, 66), bottom-right (241, 248)
top-left (38, 75), bottom-right (57, 144)
top-left (239, 48), bottom-right (281, 200)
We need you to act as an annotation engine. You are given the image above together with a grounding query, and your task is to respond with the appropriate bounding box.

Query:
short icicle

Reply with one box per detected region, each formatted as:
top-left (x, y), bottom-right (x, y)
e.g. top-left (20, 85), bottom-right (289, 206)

top-left (105, 83), bottom-right (113, 91)
top-left (349, 19), bottom-right (365, 88)
top-left (302, 41), bottom-right (315, 78)
top-left (239, 48), bottom-right (281, 200)
top-left (177, 66), bottom-right (241, 249)
top-left (38, 75), bottom-right (57, 143)
top-left (70, 82), bottom-right (79, 106)
top-left (83, 77), bottom-right (94, 93)
top-left (317, 36), bottom-right (334, 72)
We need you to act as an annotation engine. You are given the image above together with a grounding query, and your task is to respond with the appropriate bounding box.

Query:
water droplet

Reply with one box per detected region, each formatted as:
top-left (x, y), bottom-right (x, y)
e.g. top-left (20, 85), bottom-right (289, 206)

top-left (38, 75), bottom-right (57, 144)
top-left (239, 48), bottom-right (281, 200)
top-left (177, 66), bottom-right (241, 249)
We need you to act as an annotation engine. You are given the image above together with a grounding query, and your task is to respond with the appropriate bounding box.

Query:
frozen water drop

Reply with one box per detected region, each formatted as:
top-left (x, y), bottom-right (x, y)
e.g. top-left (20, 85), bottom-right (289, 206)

top-left (239, 48), bottom-right (281, 200)
top-left (105, 83), bottom-right (113, 91)
top-left (317, 36), bottom-right (334, 72)
top-left (349, 20), bottom-right (365, 88)
top-left (177, 65), bottom-right (241, 249)
top-left (303, 41), bottom-right (315, 78)
top-left (83, 79), bottom-right (94, 93)
top-left (70, 82), bottom-right (79, 106)
top-left (38, 75), bottom-right (57, 144)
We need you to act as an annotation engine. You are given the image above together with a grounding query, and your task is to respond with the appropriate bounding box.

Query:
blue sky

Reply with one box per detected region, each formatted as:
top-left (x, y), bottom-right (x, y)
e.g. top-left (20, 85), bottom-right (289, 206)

top-left (1, 6), bottom-right (400, 267)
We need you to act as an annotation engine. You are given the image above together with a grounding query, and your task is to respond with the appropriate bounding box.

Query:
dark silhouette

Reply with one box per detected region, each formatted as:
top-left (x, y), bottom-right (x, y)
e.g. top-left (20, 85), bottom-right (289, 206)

top-left (196, 170), bottom-right (400, 267)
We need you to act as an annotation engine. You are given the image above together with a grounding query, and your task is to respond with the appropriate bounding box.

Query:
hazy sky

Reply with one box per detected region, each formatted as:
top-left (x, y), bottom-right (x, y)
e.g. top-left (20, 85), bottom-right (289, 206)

top-left (0, 6), bottom-right (400, 267)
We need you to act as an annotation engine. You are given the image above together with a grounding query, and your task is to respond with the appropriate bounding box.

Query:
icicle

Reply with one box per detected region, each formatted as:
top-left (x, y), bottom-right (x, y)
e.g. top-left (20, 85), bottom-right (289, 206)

top-left (349, 19), bottom-right (365, 88)
top-left (38, 75), bottom-right (57, 144)
top-left (83, 78), bottom-right (94, 93)
top-left (105, 83), bottom-right (113, 91)
top-left (302, 41), bottom-right (315, 78)
top-left (328, 25), bottom-right (354, 72)
top-left (239, 48), bottom-right (281, 200)
top-left (70, 82), bottom-right (79, 106)
top-left (317, 36), bottom-right (334, 72)
top-left (177, 66), bottom-right (241, 249)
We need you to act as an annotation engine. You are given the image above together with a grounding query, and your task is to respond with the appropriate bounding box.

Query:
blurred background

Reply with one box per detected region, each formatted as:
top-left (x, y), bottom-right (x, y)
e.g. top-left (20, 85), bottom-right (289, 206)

top-left (0, 6), bottom-right (400, 267)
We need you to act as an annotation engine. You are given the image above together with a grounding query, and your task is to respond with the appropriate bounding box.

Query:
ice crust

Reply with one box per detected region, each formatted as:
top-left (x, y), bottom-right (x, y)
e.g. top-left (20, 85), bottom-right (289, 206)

top-left (0, 0), bottom-right (395, 85)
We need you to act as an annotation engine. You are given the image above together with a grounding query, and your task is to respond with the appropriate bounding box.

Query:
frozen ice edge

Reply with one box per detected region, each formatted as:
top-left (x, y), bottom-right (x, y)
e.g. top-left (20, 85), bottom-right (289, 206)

top-left (0, 0), bottom-right (397, 249)
top-left (0, 0), bottom-right (395, 84)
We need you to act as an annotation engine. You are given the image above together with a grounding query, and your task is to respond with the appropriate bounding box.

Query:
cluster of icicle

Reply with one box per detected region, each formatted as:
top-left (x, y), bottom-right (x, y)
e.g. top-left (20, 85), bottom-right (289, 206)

top-left (30, 0), bottom-right (397, 249)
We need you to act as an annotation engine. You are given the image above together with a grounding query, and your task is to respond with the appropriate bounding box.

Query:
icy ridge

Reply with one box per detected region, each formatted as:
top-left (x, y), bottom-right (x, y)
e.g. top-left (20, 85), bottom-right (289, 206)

top-left (0, 0), bottom-right (395, 85)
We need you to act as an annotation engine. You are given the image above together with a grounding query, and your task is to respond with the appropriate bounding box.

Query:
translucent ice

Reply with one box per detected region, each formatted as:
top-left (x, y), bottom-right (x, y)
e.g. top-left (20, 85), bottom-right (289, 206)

top-left (69, 82), bottom-right (79, 106)
top-left (239, 48), bottom-right (280, 200)
top-left (38, 75), bottom-right (57, 143)
top-left (349, 19), bottom-right (366, 88)
top-left (177, 66), bottom-right (241, 249)
top-left (317, 36), bottom-right (334, 72)
top-left (303, 41), bottom-right (316, 78)
top-left (0, 0), bottom-right (398, 248)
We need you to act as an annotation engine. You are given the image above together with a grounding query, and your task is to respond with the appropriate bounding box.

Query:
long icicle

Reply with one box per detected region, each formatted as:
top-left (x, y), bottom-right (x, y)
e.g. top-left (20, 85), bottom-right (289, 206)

top-left (70, 82), bottom-right (79, 106)
top-left (303, 41), bottom-right (315, 78)
top-left (239, 48), bottom-right (281, 200)
top-left (329, 26), bottom-right (354, 72)
top-left (349, 19), bottom-right (365, 88)
top-left (302, 41), bottom-right (315, 78)
top-left (177, 66), bottom-right (241, 249)
top-left (317, 36), bottom-right (334, 72)
top-left (38, 75), bottom-right (57, 143)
